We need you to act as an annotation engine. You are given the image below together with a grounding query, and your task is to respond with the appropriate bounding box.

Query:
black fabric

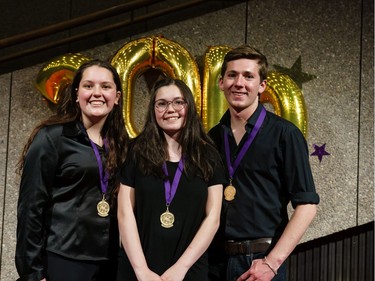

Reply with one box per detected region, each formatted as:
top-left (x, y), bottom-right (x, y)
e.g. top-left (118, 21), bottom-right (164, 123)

top-left (208, 104), bottom-right (320, 241)
top-left (118, 146), bottom-right (226, 280)
top-left (16, 121), bottom-right (118, 281)
top-left (46, 251), bottom-right (117, 281)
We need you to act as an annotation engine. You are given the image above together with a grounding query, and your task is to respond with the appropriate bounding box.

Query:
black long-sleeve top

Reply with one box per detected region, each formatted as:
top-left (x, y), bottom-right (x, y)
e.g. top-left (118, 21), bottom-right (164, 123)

top-left (15, 121), bottom-right (118, 281)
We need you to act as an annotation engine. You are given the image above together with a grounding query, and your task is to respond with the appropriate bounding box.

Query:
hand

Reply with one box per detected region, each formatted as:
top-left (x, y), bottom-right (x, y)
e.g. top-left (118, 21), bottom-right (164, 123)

top-left (161, 264), bottom-right (187, 281)
top-left (236, 258), bottom-right (275, 281)
top-left (135, 268), bottom-right (163, 281)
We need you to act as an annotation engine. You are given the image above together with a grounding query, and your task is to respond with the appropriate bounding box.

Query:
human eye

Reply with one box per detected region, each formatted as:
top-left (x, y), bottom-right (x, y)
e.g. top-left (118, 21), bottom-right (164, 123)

top-left (174, 99), bottom-right (186, 106)
top-left (155, 100), bottom-right (167, 108)
top-left (82, 83), bottom-right (93, 89)
top-left (101, 83), bottom-right (113, 89)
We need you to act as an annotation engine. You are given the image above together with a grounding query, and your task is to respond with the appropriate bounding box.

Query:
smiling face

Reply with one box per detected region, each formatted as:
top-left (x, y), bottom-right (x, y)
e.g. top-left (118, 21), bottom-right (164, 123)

top-left (219, 58), bottom-right (267, 117)
top-left (76, 65), bottom-right (120, 126)
top-left (154, 84), bottom-right (187, 139)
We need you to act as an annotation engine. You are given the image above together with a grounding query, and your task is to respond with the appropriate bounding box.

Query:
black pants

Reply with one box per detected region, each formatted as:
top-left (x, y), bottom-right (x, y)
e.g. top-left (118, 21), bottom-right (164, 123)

top-left (46, 252), bottom-right (116, 281)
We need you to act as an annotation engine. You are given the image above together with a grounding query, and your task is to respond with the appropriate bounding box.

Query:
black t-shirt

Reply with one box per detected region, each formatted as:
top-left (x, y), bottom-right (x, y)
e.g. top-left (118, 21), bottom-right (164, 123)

top-left (119, 146), bottom-right (226, 280)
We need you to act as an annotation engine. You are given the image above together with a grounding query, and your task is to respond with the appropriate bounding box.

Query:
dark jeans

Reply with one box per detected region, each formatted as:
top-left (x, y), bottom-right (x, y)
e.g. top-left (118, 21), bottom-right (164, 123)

top-left (227, 252), bottom-right (286, 281)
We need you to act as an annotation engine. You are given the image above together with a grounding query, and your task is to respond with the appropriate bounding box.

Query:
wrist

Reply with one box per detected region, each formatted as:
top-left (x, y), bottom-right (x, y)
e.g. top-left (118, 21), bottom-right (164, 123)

top-left (262, 256), bottom-right (278, 276)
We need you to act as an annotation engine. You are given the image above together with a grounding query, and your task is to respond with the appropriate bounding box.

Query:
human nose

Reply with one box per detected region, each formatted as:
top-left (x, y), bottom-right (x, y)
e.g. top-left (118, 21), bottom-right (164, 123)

top-left (92, 85), bottom-right (102, 96)
top-left (234, 75), bottom-right (244, 86)
top-left (165, 101), bottom-right (175, 111)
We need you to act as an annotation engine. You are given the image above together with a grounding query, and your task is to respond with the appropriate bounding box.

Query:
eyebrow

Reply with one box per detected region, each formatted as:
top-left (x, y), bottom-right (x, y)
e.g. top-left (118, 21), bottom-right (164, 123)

top-left (227, 70), bottom-right (255, 75)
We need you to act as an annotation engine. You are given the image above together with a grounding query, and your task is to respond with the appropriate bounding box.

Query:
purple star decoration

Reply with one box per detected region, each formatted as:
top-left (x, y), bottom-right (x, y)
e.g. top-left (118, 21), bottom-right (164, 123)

top-left (310, 143), bottom-right (330, 162)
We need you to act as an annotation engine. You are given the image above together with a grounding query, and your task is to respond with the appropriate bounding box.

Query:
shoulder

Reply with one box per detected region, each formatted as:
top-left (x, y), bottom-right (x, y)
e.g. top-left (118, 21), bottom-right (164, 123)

top-left (264, 111), bottom-right (305, 139)
top-left (36, 122), bottom-right (82, 148)
top-left (201, 142), bottom-right (223, 165)
top-left (35, 124), bottom-right (64, 141)
top-left (208, 110), bottom-right (230, 138)
top-left (208, 124), bottom-right (224, 149)
top-left (208, 123), bottom-right (222, 137)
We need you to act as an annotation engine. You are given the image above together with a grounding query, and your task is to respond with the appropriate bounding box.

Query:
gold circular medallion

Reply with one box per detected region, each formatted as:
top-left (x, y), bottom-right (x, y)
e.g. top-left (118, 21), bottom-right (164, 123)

top-left (224, 185), bottom-right (236, 201)
top-left (97, 199), bottom-right (110, 217)
top-left (160, 210), bottom-right (175, 228)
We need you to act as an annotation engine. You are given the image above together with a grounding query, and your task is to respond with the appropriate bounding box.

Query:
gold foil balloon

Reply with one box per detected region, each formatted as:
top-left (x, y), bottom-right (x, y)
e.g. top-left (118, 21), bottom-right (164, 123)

top-left (35, 53), bottom-right (91, 104)
top-left (111, 37), bottom-right (154, 138)
top-left (111, 36), bottom-right (201, 138)
top-left (202, 45), bottom-right (232, 131)
top-left (153, 36), bottom-right (201, 113)
top-left (261, 71), bottom-right (308, 137)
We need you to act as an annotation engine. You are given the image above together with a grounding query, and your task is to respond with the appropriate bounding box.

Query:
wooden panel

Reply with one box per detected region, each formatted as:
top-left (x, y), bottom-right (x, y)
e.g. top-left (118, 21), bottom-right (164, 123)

top-left (287, 222), bottom-right (374, 281)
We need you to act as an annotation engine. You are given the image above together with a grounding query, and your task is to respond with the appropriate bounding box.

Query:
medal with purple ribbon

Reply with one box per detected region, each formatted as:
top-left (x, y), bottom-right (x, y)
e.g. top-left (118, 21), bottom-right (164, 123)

top-left (224, 107), bottom-right (266, 201)
top-left (81, 123), bottom-right (110, 217)
top-left (160, 159), bottom-right (184, 228)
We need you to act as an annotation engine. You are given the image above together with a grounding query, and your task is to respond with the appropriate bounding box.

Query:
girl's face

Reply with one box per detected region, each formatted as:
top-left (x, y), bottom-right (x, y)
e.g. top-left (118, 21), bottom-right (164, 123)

top-left (154, 84), bottom-right (187, 138)
top-left (76, 65), bottom-right (120, 125)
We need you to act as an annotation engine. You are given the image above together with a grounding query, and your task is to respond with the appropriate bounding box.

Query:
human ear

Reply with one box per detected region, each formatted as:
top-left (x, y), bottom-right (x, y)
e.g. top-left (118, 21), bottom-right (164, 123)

top-left (115, 91), bottom-right (121, 105)
top-left (258, 80), bottom-right (267, 94)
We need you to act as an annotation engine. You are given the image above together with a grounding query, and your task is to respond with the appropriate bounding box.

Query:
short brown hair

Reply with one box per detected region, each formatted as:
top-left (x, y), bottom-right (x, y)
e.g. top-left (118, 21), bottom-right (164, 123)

top-left (221, 45), bottom-right (268, 81)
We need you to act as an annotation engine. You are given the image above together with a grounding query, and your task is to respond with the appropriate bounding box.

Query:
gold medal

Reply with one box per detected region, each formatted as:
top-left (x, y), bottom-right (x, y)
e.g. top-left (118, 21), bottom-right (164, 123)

top-left (224, 184), bottom-right (236, 201)
top-left (97, 194), bottom-right (110, 217)
top-left (160, 206), bottom-right (174, 228)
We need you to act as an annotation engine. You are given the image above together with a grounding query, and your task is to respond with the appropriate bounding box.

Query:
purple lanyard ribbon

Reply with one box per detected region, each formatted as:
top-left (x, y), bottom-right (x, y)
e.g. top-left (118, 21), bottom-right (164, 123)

top-left (224, 107), bottom-right (266, 179)
top-left (162, 158), bottom-right (184, 205)
top-left (80, 123), bottom-right (109, 194)
top-left (89, 139), bottom-right (109, 194)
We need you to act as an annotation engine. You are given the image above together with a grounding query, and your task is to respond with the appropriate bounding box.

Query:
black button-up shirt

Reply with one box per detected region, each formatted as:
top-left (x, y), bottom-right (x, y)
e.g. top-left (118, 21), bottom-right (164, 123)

top-left (208, 104), bottom-right (319, 241)
top-left (16, 121), bottom-right (118, 281)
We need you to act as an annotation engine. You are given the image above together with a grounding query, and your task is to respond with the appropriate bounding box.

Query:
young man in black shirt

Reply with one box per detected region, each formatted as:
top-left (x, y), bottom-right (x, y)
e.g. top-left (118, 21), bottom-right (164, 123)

top-left (208, 45), bottom-right (320, 281)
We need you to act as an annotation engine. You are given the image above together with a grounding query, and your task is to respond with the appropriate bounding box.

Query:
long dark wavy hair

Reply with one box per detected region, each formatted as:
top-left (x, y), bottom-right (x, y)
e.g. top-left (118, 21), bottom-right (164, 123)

top-left (130, 77), bottom-right (219, 181)
top-left (17, 59), bottom-right (129, 182)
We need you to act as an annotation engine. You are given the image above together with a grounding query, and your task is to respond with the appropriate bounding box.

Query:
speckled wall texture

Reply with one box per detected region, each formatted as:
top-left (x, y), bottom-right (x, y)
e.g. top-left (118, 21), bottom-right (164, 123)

top-left (0, 1), bottom-right (373, 280)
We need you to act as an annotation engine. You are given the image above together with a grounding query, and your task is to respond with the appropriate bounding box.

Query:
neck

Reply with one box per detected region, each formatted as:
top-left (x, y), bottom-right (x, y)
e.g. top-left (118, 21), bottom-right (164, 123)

top-left (229, 102), bottom-right (259, 145)
top-left (82, 118), bottom-right (106, 146)
top-left (230, 101), bottom-right (258, 122)
top-left (165, 134), bottom-right (182, 162)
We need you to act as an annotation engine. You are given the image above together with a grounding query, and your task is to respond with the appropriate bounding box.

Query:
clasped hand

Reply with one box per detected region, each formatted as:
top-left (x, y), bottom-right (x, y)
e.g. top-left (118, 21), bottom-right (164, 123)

top-left (236, 258), bottom-right (275, 281)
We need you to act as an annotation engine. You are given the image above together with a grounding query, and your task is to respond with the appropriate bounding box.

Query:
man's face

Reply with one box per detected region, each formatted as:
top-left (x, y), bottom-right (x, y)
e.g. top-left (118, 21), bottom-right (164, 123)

top-left (219, 58), bottom-right (266, 113)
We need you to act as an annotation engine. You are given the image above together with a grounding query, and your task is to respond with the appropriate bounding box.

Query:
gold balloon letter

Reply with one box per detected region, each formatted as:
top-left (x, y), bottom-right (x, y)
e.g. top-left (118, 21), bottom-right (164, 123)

top-left (260, 71), bottom-right (308, 137)
top-left (202, 45), bottom-right (232, 130)
top-left (35, 53), bottom-right (91, 104)
top-left (111, 36), bottom-right (201, 138)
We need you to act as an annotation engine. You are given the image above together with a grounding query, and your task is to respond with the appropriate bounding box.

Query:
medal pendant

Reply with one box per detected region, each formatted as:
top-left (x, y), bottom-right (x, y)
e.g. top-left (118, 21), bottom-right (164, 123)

top-left (160, 207), bottom-right (174, 228)
top-left (224, 184), bottom-right (236, 201)
top-left (97, 195), bottom-right (110, 217)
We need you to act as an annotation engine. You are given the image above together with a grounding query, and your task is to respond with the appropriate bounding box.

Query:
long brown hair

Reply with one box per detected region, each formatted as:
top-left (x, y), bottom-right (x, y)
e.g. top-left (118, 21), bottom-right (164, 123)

top-left (17, 59), bottom-right (129, 180)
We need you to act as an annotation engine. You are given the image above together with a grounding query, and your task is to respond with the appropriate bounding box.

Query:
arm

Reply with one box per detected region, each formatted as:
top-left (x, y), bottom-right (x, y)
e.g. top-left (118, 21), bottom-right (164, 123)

top-left (117, 184), bottom-right (162, 281)
top-left (238, 204), bottom-right (317, 281)
top-left (161, 184), bottom-right (223, 281)
top-left (16, 129), bottom-right (57, 281)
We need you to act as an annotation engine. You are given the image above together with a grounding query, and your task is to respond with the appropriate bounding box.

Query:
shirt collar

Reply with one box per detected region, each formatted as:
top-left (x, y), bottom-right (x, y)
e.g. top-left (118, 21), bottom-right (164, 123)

top-left (219, 103), bottom-right (265, 134)
top-left (62, 120), bottom-right (86, 139)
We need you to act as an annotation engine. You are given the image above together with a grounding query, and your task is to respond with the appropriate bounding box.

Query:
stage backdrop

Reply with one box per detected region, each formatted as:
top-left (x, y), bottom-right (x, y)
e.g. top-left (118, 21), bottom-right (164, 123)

top-left (0, 1), bottom-right (373, 280)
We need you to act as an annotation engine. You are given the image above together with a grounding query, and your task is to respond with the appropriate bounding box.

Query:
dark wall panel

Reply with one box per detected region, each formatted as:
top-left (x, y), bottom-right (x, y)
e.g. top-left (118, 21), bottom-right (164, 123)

top-left (287, 222), bottom-right (374, 281)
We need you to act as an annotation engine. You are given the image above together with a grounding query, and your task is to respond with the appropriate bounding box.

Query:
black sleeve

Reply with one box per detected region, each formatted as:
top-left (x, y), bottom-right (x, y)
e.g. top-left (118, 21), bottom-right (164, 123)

top-left (16, 128), bottom-right (58, 281)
